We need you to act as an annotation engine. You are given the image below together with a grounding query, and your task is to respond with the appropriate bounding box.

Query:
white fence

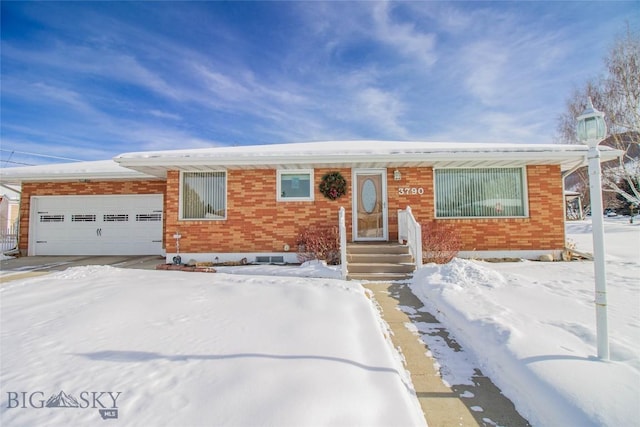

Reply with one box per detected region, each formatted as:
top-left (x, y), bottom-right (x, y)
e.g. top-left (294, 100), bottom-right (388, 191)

top-left (1, 221), bottom-right (19, 253)
top-left (398, 206), bottom-right (422, 270)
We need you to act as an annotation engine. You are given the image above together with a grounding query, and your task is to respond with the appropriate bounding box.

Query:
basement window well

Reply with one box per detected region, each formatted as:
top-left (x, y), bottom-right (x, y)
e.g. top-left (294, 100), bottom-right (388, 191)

top-left (255, 256), bottom-right (285, 264)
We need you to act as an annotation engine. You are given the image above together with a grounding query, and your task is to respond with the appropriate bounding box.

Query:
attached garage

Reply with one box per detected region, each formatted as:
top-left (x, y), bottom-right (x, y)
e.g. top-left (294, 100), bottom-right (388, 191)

top-left (0, 160), bottom-right (167, 257)
top-left (29, 195), bottom-right (163, 256)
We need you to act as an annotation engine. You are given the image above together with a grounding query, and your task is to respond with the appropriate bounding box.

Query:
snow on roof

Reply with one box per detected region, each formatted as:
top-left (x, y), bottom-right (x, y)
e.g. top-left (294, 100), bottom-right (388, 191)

top-left (0, 141), bottom-right (624, 183)
top-left (0, 159), bottom-right (158, 184)
top-left (116, 140), bottom-right (598, 159)
top-left (115, 140), bottom-right (623, 178)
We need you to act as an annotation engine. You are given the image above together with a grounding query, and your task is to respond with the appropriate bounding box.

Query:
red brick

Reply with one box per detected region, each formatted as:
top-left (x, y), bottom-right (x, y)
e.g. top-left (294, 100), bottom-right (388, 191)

top-left (19, 165), bottom-right (565, 255)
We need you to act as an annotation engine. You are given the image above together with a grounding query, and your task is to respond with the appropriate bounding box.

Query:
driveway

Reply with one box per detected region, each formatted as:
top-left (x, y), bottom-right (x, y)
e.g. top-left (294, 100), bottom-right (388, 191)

top-left (0, 255), bottom-right (164, 283)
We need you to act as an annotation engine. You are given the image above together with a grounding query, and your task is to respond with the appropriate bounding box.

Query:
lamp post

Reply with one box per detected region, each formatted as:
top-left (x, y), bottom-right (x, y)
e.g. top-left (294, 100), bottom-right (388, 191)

top-left (576, 98), bottom-right (609, 360)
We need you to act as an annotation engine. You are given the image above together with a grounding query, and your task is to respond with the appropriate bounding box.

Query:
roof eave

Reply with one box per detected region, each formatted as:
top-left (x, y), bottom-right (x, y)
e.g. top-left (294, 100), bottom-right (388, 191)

top-left (0, 172), bottom-right (162, 185)
top-left (115, 147), bottom-right (624, 176)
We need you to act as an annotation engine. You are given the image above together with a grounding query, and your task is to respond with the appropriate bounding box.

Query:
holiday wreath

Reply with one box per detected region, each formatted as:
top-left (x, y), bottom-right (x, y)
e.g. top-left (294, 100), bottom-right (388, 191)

top-left (319, 171), bottom-right (347, 200)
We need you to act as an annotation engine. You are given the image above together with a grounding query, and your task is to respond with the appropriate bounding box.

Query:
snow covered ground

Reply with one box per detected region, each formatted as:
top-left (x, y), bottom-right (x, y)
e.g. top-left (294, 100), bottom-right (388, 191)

top-left (0, 266), bottom-right (425, 427)
top-left (1, 217), bottom-right (637, 426)
top-left (410, 216), bottom-right (639, 426)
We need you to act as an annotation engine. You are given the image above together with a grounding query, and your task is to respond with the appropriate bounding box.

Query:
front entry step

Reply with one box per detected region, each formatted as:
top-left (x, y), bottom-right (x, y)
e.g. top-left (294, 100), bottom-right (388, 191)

top-left (347, 243), bottom-right (415, 281)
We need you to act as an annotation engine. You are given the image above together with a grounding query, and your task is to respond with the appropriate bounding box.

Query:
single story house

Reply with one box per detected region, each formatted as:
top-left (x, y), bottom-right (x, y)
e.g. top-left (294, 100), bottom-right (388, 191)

top-left (0, 141), bottom-right (621, 263)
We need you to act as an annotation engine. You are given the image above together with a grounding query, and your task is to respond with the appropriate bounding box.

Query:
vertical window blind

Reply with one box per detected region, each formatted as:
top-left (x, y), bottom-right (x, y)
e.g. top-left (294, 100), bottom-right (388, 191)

top-left (181, 172), bottom-right (226, 219)
top-left (435, 168), bottom-right (526, 218)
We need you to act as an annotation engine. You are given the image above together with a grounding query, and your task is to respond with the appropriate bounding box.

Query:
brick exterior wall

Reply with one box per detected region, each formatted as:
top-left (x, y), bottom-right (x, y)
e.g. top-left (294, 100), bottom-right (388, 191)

top-left (165, 164), bottom-right (565, 254)
top-left (388, 165), bottom-right (565, 251)
top-left (165, 168), bottom-right (353, 254)
top-left (18, 180), bottom-right (165, 254)
top-left (17, 165), bottom-right (565, 255)
top-left (386, 166), bottom-right (434, 241)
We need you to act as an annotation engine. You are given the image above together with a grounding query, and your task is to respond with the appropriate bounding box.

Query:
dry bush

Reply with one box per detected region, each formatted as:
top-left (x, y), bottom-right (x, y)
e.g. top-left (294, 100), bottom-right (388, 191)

top-left (296, 225), bottom-right (340, 265)
top-left (421, 221), bottom-right (462, 264)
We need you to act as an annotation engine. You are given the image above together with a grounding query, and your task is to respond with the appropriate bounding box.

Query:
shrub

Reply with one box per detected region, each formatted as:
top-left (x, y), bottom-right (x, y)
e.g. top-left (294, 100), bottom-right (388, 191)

top-left (421, 221), bottom-right (462, 264)
top-left (296, 225), bottom-right (341, 265)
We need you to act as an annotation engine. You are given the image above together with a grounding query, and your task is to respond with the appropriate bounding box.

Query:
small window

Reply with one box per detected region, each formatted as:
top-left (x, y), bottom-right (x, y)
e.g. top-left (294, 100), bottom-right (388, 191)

top-left (71, 214), bottom-right (96, 222)
top-left (181, 171), bottom-right (227, 220)
top-left (255, 255), bottom-right (285, 264)
top-left (40, 215), bottom-right (64, 222)
top-left (277, 169), bottom-right (314, 201)
top-left (435, 168), bottom-right (528, 218)
top-left (104, 214), bottom-right (129, 222)
top-left (136, 213), bottom-right (162, 222)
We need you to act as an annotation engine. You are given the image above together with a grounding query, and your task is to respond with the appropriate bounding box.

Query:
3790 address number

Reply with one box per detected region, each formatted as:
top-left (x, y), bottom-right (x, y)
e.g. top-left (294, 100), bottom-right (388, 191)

top-left (398, 187), bottom-right (425, 195)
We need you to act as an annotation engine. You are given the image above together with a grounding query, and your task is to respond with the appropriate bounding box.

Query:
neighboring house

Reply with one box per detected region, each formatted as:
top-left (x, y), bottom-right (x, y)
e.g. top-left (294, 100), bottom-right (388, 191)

top-left (564, 191), bottom-right (584, 220)
top-left (0, 141), bottom-right (622, 262)
top-left (0, 191), bottom-right (20, 252)
top-left (0, 186), bottom-right (20, 224)
top-left (0, 196), bottom-right (9, 230)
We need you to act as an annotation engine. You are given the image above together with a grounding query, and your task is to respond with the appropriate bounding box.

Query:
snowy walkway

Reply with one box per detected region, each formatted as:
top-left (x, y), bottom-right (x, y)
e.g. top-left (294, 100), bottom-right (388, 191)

top-left (365, 282), bottom-right (530, 427)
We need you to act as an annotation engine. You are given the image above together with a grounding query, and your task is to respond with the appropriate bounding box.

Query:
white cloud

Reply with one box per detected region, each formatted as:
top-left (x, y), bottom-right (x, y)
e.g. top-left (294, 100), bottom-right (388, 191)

top-left (148, 110), bottom-right (182, 121)
top-left (371, 2), bottom-right (438, 68)
top-left (355, 87), bottom-right (408, 138)
top-left (194, 65), bottom-right (252, 102)
top-left (30, 82), bottom-right (97, 113)
top-left (460, 40), bottom-right (509, 107)
top-left (2, 1), bottom-right (634, 155)
top-left (2, 42), bottom-right (184, 101)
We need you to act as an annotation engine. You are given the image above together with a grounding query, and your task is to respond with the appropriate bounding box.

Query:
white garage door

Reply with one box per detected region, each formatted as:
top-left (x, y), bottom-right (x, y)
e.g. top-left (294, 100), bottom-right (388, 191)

top-left (30, 195), bottom-right (163, 256)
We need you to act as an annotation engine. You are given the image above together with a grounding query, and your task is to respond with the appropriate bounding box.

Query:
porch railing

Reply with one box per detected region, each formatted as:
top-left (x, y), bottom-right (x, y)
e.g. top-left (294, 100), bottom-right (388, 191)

top-left (398, 206), bottom-right (422, 270)
top-left (338, 207), bottom-right (348, 279)
top-left (1, 220), bottom-right (19, 253)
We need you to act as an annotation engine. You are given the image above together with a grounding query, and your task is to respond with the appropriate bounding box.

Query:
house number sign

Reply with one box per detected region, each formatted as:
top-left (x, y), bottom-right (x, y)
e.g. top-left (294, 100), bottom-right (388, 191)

top-left (398, 187), bottom-right (425, 196)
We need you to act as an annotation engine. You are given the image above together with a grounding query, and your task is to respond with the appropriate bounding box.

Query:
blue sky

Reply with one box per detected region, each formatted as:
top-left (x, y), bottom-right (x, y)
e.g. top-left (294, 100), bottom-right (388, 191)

top-left (1, 1), bottom-right (637, 166)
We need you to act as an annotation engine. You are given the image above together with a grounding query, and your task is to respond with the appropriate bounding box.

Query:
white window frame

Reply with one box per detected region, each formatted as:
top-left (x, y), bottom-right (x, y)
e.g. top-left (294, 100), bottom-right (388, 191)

top-left (277, 169), bottom-right (314, 202)
top-left (434, 167), bottom-right (529, 219)
top-left (179, 171), bottom-right (228, 220)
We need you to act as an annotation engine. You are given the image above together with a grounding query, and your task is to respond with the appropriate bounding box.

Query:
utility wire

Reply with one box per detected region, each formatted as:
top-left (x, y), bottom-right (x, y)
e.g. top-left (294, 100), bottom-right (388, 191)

top-left (1, 159), bottom-right (35, 166)
top-left (0, 149), bottom-right (82, 162)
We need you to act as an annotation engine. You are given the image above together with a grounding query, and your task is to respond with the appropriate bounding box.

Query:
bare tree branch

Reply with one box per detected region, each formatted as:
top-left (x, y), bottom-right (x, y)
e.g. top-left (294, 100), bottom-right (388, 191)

top-left (558, 25), bottom-right (640, 213)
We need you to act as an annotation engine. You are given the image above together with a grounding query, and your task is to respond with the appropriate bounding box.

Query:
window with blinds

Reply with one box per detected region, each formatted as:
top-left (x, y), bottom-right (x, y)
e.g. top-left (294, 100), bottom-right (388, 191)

top-left (435, 168), bottom-right (527, 218)
top-left (181, 171), bottom-right (227, 220)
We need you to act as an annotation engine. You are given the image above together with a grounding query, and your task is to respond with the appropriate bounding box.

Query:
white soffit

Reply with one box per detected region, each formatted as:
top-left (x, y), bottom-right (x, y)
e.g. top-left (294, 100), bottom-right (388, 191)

top-left (0, 160), bottom-right (159, 184)
top-left (114, 141), bottom-right (622, 177)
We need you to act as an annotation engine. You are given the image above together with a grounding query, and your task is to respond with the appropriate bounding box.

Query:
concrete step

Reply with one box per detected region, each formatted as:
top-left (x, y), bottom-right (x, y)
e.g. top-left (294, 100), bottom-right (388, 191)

top-left (347, 253), bottom-right (413, 264)
top-left (347, 272), bottom-right (413, 281)
top-left (346, 243), bottom-right (415, 282)
top-left (347, 243), bottom-right (410, 255)
top-left (348, 262), bottom-right (415, 274)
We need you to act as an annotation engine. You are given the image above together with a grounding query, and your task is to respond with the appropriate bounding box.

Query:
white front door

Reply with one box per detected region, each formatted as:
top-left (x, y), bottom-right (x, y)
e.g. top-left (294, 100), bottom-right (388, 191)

top-left (29, 195), bottom-right (163, 255)
top-left (352, 169), bottom-right (388, 241)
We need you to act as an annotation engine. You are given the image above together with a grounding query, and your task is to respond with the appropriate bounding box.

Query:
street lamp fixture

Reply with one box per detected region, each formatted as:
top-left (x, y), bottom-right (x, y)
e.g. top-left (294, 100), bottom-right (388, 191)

top-left (576, 98), bottom-right (607, 144)
top-left (576, 97), bottom-right (609, 360)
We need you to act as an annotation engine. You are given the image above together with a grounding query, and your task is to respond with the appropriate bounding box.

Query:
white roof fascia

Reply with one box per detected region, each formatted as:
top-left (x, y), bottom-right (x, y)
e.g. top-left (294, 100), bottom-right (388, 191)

top-left (0, 160), bottom-right (159, 185)
top-left (114, 144), bottom-right (623, 174)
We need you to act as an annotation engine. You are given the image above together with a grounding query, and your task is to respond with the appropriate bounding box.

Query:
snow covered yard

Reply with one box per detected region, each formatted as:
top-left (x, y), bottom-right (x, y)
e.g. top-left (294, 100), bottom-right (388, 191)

top-left (0, 268), bottom-right (425, 427)
top-left (410, 217), bottom-right (639, 426)
top-left (1, 218), bottom-right (637, 427)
